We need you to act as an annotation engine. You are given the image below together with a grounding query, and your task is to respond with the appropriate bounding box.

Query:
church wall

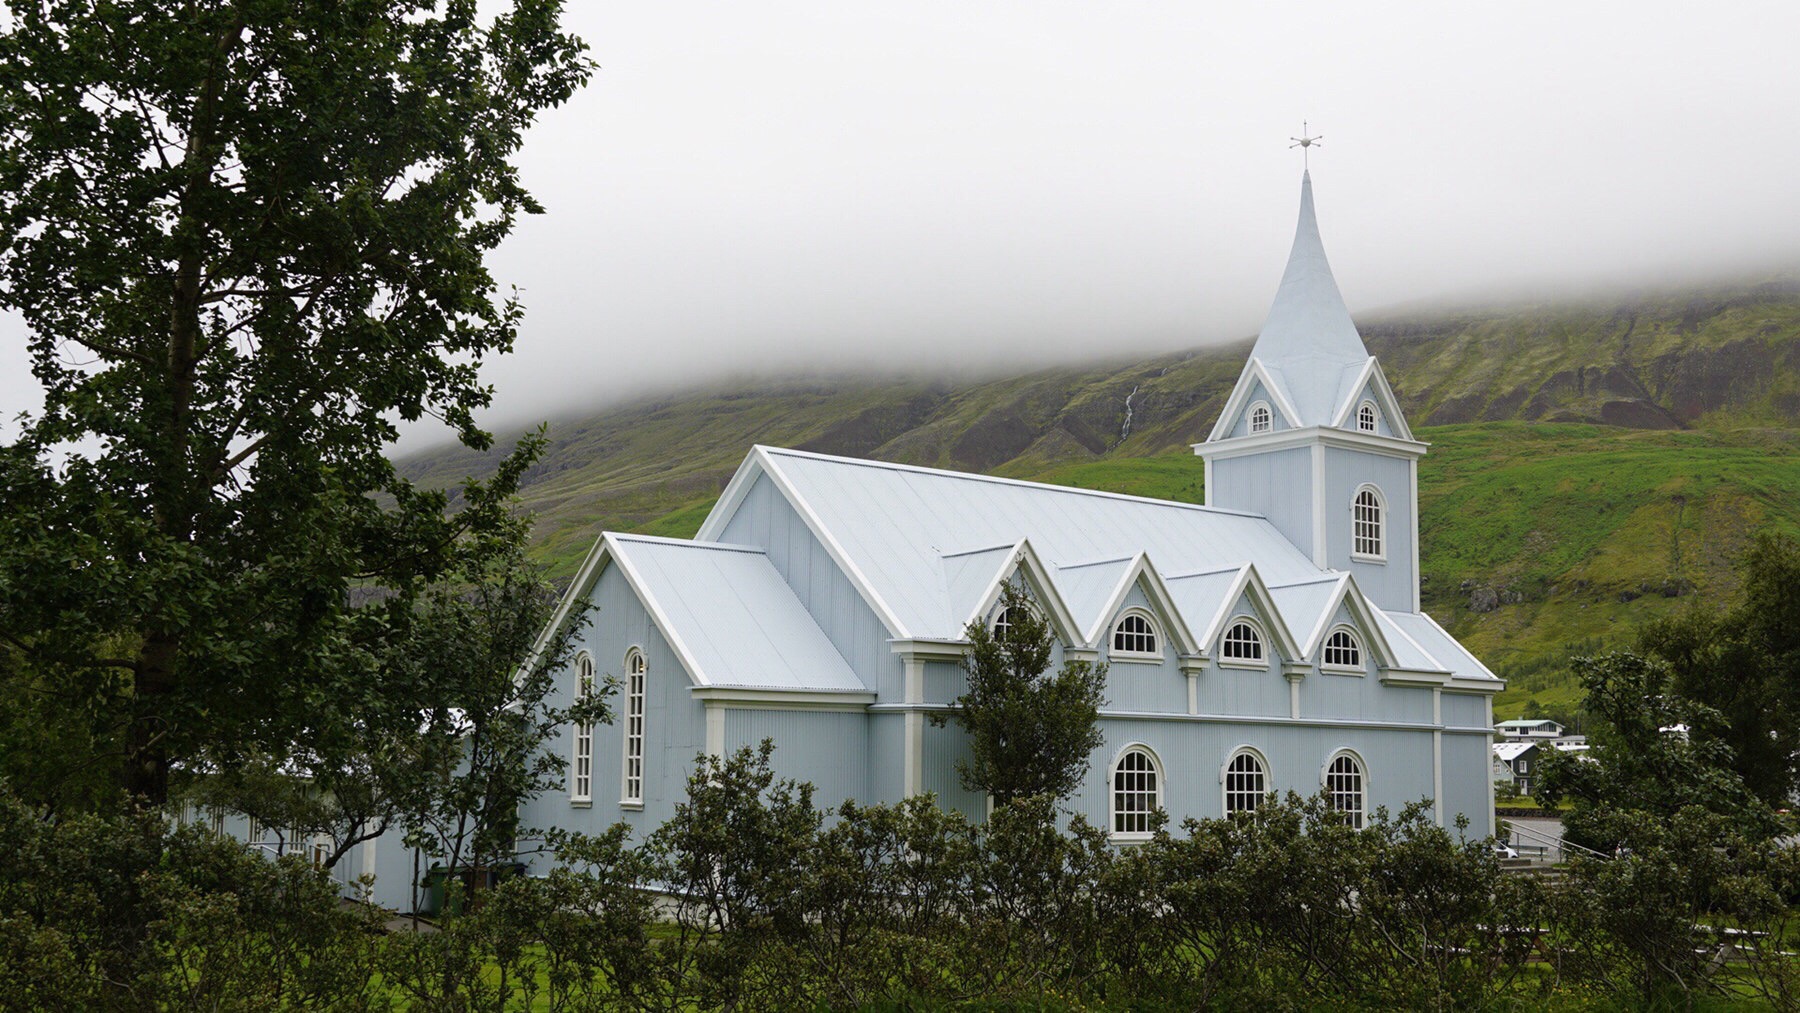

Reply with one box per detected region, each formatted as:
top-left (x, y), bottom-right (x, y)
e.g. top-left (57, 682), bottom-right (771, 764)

top-left (1441, 692), bottom-right (1490, 729)
top-left (1097, 583), bottom-right (1186, 713)
top-left (868, 713), bottom-right (907, 801)
top-left (718, 473), bottom-right (904, 700)
top-left (1323, 450), bottom-right (1415, 610)
top-left (1067, 719), bottom-right (1439, 830)
top-left (525, 561), bottom-right (707, 849)
top-left (1198, 667), bottom-right (1290, 717)
top-left (1208, 449), bottom-right (1314, 558)
top-left (920, 720), bottom-right (984, 820)
top-left (722, 708), bottom-right (868, 811)
top-left (922, 658), bottom-right (967, 703)
top-left (1442, 730), bottom-right (1496, 837)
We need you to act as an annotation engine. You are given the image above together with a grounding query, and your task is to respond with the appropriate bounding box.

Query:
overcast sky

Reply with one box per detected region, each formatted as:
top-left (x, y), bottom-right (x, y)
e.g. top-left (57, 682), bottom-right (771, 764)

top-left (5, 2), bottom-right (1799, 451)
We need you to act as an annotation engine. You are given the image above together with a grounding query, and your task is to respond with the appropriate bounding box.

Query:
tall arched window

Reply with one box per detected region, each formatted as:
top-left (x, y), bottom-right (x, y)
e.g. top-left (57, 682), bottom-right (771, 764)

top-left (1220, 619), bottom-right (1265, 664)
top-left (1322, 628), bottom-right (1363, 669)
top-left (1325, 753), bottom-right (1365, 828)
top-left (1111, 747), bottom-right (1162, 836)
top-left (572, 652), bottom-right (595, 801)
top-left (992, 605), bottom-right (1021, 641)
top-left (1224, 750), bottom-right (1267, 815)
top-left (1353, 487), bottom-right (1385, 559)
top-left (622, 649), bottom-right (647, 805)
top-left (1357, 401), bottom-right (1379, 433)
top-left (1249, 402), bottom-right (1273, 434)
top-left (1112, 612), bottom-right (1158, 656)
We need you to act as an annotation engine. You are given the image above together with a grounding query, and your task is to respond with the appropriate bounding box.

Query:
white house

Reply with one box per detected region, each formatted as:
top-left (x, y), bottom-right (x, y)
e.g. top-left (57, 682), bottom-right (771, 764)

top-left (514, 170), bottom-right (1504, 860)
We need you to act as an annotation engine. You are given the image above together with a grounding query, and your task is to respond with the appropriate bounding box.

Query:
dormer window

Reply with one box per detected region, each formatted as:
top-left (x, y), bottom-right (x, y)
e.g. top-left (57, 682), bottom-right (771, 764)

top-left (992, 605), bottom-right (1021, 641)
top-left (1220, 618), bottom-right (1265, 664)
top-left (1357, 401), bottom-right (1379, 433)
top-left (1322, 628), bottom-right (1363, 670)
top-left (1249, 402), bottom-right (1273, 434)
top-left (1112, 612), bottom-right (1159, 657)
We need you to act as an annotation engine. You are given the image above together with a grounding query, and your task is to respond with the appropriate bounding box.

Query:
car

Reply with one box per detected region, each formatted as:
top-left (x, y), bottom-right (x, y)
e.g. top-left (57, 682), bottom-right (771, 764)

top-left (1492, 842), bottom-right (1520, 859)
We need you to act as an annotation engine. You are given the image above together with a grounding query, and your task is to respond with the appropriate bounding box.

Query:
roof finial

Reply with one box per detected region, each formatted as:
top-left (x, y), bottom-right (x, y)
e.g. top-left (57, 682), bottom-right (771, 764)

top-left (1289, 120), bottom-right (1322, 170)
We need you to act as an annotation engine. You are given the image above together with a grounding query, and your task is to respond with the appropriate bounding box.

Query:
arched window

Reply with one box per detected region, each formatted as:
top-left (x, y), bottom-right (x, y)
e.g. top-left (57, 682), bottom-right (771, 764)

top-left (1112, 612), bottom-right (1158, 656)
top-left (1353, 487), bottom-right (1385, 559)
top-left (1322, 628), bottom-right (1362, 669)
top-left (1224, 751), bottom-right (1267, 815)
top-left (1357, 401), bottom-right (1379, 433)
top-left (572, 652), bottom-right (595, 801)
top-left (1220, 619), bottom-right (1265, 664)
top-left (1325, 753), bottom-right (1365, 828)
top-left (1111, 747), bottom-right (1162, 836)
top-left (622, 649), bottom-right (647, 805)
top-left (992, 605), bottom-right (1021, 641)
top-left (1249, 402), bottom-right (1273, 434)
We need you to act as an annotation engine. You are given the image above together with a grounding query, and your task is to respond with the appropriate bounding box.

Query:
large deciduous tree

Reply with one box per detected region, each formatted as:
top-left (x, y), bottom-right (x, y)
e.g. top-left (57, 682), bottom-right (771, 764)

top-left (933, 581), bottom-right (1107, 808)
top-left (0, 1), bottom-right (592, 803)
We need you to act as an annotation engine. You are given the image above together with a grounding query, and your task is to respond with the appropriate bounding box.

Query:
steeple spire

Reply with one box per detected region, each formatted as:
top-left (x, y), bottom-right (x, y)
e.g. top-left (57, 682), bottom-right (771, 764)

top-left (1245, 172), bottom-right (1372, 425)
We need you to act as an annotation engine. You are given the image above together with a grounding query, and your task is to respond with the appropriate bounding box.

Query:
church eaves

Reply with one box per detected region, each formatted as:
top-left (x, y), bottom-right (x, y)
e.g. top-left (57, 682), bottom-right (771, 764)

top-left (1245, 171), bottom-right (1373, 427)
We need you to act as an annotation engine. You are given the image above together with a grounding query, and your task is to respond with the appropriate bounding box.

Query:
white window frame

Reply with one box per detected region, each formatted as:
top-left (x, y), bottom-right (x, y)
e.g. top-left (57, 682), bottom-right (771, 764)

top-left (621, 647), bottom-right (647, 808)
top-left (1222, 747), bottom-right (1269, 816)
top-left (1218, 615), bottom-right (1269, 669)
top-left (1357, 399), bottom-right (1379, 434)
top-left (1320, 625), bottom-right (1365, 674)
top-left (1352, 484), bottom-right (1387, 562)
top-left (1109, 609), bottom-right (1161, 662)
top-left (571, 651), bottom-right (595, 804)
top-left (1248, 400), bottom-right (1273, 435)
top-left (1323, 750), bottom-right (1367, 829)
top-left (991, 604), bottom-right (1022, 641)
top-left (1109, 744), bottom-right (1164, 841)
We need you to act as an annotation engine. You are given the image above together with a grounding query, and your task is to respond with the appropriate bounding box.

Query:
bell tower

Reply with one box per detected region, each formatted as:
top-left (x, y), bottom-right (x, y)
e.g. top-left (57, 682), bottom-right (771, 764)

top-left (1195, 172), bottom-right (1427, 612)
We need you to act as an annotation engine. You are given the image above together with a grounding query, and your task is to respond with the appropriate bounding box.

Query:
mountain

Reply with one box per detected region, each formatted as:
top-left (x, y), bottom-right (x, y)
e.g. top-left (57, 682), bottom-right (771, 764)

top-left (396, 278), bottom-right (1800, 720)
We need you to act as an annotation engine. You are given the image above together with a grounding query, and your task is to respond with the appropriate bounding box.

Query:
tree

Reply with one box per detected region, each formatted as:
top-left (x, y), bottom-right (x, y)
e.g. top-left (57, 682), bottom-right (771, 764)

top-left (0, 2), bottom-right (592, 803)
top-left (1639, 533), bottom-right (1800, 806)
top-left (931, 581), bottom-right (1107, 808)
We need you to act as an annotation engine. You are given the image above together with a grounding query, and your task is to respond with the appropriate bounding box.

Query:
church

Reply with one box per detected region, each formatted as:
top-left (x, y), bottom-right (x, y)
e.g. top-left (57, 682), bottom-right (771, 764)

top-left (515, 170), bottom-right (1503, 849)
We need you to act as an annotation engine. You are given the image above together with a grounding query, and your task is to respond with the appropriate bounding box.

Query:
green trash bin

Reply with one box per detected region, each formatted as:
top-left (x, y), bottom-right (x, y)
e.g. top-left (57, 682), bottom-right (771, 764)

top-left (419, 865), bottom-right (451, 918)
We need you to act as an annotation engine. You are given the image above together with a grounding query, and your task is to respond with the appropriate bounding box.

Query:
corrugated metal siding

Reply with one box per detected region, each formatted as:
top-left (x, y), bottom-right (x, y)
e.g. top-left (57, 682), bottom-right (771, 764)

top-left (1441, 692), bottom-right (1490, 728)
top-left (920, 722), bottom-right (983, 820)
top-left (1441, 732), bottom-right (1495, 837)
top-left (867, 714), bottom-right (907, 801)
top-left (1323, 450), bottom-right (1414, 611)
top-left (722, 709), bottom-right (869, 811)
top-left (1200, 666), bottom-right (1291, 718)
top-left (719, 473), bottom-right (905, 700)
top-left (1209, 449), bottom-right (1315, 555)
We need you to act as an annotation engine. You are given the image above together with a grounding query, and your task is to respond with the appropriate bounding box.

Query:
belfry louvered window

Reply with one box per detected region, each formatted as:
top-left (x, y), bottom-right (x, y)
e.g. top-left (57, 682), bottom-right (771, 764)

top-left (1353, 488), bottom-right (1384, 558)
top-left (622, 649), bottom-right (647, 804)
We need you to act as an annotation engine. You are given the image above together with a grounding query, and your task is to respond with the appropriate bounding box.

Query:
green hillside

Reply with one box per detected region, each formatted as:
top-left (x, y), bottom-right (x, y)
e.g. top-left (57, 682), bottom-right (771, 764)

top-left (396, 279), bottom-right (1800, 720)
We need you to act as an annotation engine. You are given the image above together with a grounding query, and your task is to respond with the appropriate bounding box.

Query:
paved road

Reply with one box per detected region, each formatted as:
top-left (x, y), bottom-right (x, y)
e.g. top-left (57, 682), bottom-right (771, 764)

top-left (1499, 814), bottom-right (1566, 858)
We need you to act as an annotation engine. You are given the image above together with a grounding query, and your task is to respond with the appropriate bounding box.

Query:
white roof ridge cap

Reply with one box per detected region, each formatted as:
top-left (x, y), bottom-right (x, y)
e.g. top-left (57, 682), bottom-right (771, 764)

top-left (1267, 573), bottom-right (1347, 589)
top-left (757, 445), bottom-right (1264, 516)
top-left (1058, 554), bottom-right (1138, 571)
top-left (610, 532), bottom-right (767, 554)
top-left (940, 541), bottom-right (1021, 560)
top-left (1163, 563), bottom-right (1251, 581)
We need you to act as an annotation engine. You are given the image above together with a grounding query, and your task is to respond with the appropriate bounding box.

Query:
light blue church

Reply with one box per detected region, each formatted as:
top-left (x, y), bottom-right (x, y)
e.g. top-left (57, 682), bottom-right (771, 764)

top-left (518, 171), bottom-right (1503, 857)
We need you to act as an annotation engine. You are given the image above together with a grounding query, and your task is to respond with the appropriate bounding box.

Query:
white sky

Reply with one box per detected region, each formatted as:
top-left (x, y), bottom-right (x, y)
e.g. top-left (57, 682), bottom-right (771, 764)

top-left (4, 2), bottom-right (1799, 450)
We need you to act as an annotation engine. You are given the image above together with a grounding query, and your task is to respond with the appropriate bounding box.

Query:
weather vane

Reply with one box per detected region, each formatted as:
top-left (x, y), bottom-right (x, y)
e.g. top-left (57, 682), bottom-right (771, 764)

top-left (1290, 121), bottom-right (1322, 169)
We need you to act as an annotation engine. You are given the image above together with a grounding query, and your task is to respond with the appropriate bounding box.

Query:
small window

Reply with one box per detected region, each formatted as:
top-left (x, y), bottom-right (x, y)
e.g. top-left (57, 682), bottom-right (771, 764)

top-left (1323, 628), bottom-right (1362, 669)
top-left (1325, 753), bottom-right (1365, 829)
top-left (1220, 619), bottom-right (1265, 663)
top-left (622, 649), bottom-right (647, 805)
top-left (1353, 487), bottom-right (1384, 559)
top-left (992, 605), bottom-right (1021, 641)
top-left (1249, 402), bottom-right (1272, 434)
top-left (1112, 612), bottom-right (1158, 656)
top-left (1225, 751), bottom-right (1266, 815)
top-left (572, 652), bottom-right (595, 801)
top-left (1112, 747), bottom-right (1162, 836)
top-left (1357, 401), bottom-right (1378, 433)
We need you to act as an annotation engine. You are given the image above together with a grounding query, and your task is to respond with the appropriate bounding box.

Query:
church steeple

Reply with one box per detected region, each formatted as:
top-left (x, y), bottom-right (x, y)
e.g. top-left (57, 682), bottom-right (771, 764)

top-left (1245, 171), bottom-right (1373, 428)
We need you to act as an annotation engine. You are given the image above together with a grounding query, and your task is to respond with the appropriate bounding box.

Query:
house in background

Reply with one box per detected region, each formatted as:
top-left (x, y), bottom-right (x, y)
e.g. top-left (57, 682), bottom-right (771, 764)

top-left (1493, 741), bottom-right (1543, 796)
top-left (514, 170), bottom-right (1504, 866)
top-left (1495, 718), bottom-right (1564, 741)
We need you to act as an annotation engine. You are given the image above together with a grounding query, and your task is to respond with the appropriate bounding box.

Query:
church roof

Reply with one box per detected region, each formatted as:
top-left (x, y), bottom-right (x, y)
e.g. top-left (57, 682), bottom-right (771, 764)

top-left (695, 446), bottom-right (1496, 685)
top-left (603, 533), bottom-right (868, 693)
top-left (1245, 172), bottom-right (1376, 428)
